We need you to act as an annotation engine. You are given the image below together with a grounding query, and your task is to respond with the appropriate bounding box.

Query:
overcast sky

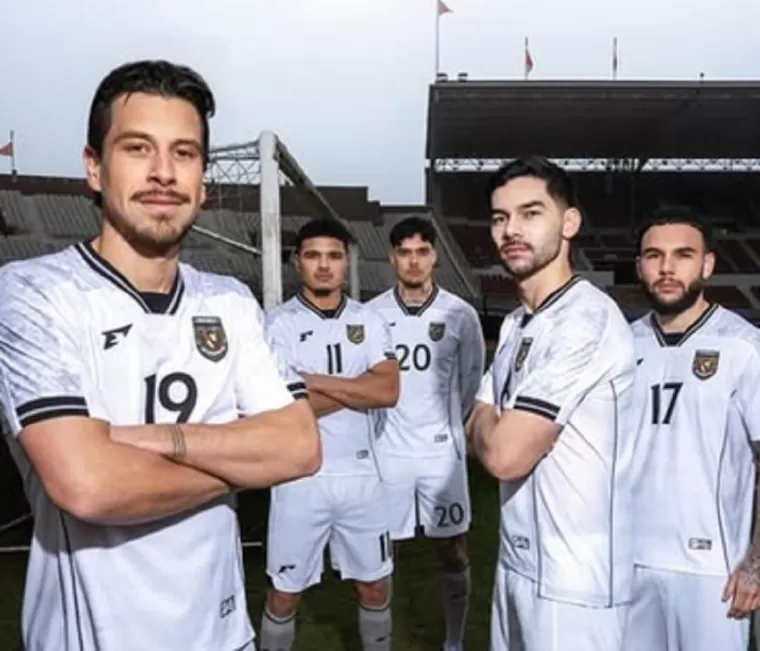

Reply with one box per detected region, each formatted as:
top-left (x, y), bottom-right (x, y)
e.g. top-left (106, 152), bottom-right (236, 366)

top-left (0, 0), bottom-right (757, 204)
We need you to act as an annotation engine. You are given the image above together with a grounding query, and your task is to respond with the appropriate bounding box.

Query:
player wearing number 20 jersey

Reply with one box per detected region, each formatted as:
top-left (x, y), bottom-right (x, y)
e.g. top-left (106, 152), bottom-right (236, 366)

top-left (0, 244), bottom-right (302, 651)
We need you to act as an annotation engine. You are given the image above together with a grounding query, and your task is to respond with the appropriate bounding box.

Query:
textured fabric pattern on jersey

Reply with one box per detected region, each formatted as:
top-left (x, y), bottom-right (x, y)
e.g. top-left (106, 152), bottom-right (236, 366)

top-left (477, 277), bottom-right (637, 607)
top-left (631, 305), bottom-right (760, 577)
top-left (0, 243), bottom-right (299, 651)
top-left (369, 286), bottom-right (485, 460)
top-left (265, 293), bottom-right (395, 477)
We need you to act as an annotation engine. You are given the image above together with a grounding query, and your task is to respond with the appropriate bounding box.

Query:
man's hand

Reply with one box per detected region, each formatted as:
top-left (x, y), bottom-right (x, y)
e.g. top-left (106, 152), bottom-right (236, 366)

top-left (722, 556), bottom-right (760, 619)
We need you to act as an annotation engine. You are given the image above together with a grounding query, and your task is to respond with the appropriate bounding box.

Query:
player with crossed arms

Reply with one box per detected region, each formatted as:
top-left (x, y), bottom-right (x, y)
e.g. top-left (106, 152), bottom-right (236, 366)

top-left (622, 206), bottom-right (760, 651)
top-left (466, 157), bottom-right (637, 651)
top-left (368, 216), bottom-right (485, 651)
top-left (0, 60), bottom-right (320, 651)
top-left (259, 218), bottom-right (400, 651)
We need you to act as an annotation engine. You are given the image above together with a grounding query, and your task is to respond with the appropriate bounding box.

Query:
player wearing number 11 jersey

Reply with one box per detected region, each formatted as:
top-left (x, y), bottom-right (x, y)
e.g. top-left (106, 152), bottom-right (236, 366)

top-left (260, 219), bottom-right (400, 651)
top-left (368, 217), bottom-right (485, 651)
top-left (0, 61), bottom-right (319, 651)
top-left (623, 207), bottom-right (760, 651)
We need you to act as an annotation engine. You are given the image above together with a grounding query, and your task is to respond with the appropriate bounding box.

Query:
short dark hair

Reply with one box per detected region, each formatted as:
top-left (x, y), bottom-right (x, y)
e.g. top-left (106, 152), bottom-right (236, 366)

top-left (486, 156), bottom-right (578, 210)
top-left (295, 218), bottom-right (354, 252)
top-left (636, 205), bottom-right (713, 252)
top-left (87, 59), bottom-right (215, 166)
top-left (389, 216), bottom-right (436, 248)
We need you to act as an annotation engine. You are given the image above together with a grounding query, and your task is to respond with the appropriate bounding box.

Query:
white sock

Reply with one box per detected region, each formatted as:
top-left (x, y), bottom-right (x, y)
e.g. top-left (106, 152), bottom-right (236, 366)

top-left (259, 607), bottom-right (296, 651)
top-left (358, 603), bottom-right (392, 651)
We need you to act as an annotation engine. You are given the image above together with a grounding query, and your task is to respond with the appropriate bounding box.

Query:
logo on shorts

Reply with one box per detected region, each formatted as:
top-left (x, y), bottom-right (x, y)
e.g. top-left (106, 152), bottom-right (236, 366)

top-left (428, 322), bottom-right (446, 342)
top-left (688, 537), bottom-right (712, 551)
top-left (192, 316), bottom-right (228, 362)
top-left (346, 324), bottom-right (365, 344)
top-left (692, 350), bottom-right (719, 380)
top-left (513, 338), bottom-right (533, 372)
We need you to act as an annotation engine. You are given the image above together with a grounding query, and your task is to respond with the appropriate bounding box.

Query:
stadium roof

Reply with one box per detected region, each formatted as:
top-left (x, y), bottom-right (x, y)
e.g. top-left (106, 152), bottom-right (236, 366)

top-left (426, 80), bottom-right (760, 161)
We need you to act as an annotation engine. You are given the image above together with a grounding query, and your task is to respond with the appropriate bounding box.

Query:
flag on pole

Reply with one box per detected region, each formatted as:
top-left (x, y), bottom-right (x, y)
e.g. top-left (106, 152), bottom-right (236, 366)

top-left (612, 37), bottom-right (619, 80)
top-left (434, 0), bottom-right (453, 78)
top-left (524, 38), bottom-right (534, 80)
top-left (0, 130), bottom-right (16, 173)
top-left (0, 141), bottom-right (12, 157)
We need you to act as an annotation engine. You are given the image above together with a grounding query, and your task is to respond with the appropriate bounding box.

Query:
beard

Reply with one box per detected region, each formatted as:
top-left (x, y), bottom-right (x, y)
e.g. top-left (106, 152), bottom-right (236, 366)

top-left (642, 277), bottom-right (703, 315)
top-left (103, 197), bottom-right (195, 257)
top-left (501, 236), bottom-right (563, 281)
top-left (311, 287), bottom-right (334, 297)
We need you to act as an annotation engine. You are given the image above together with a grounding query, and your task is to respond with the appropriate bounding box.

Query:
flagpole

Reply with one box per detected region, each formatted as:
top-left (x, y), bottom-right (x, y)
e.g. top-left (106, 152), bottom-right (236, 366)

top-left (612, 37), bottom-right (618, 80)
top-left (10, 130), bottom-right (15, 174)
top-left (435, 3), bottom-right (441, 78)
top-left (524, 38), bottom-right (529, 80)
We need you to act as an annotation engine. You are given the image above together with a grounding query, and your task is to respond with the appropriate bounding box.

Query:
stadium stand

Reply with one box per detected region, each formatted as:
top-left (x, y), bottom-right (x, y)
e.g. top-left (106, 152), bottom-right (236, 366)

top-left (424, 79), bottom-right (760, 322)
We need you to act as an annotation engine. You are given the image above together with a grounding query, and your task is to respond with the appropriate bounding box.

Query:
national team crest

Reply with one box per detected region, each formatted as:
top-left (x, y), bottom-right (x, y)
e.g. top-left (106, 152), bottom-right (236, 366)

top-left (513, 338), bottom-right (533, 372)
top-left (346, 324), bottom-right (365, 344)
top-left (193, 316), bottom-right (228, 362)
top-left (692, 350), bottom-right (719, 380)
top-left (428, 322), bottom-right (446, 342)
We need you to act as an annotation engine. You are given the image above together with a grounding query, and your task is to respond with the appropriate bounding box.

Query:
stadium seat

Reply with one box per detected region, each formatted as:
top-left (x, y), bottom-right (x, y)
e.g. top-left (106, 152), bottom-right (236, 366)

top-left (703, 285), bottom-right (751, 310)
top-left (606, 285), bottom-right (650, 311)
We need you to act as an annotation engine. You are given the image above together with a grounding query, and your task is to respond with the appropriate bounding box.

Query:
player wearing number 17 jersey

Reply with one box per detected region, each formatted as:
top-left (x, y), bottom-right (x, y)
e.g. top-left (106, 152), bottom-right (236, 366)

top-left (260, 219), bottom-right (400, 651)
top-left (0, 61), bottom-right (319, 651)
top-left (368, 217), bottom-right (485, 651)
top-left (622, 207), bottom-right (760, 651)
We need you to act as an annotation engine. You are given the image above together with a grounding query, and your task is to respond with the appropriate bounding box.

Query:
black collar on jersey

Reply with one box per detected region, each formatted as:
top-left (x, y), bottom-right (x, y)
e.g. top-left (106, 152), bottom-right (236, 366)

top-left (649, 302), bottom-right (718, 347)
top-left (520, 274), bottom-right (582, 328)
top-left (296, 291), bottom-right (348, 319)
top-left (392, 284), bottom-right (439, 317)
top-left (75, 241), bottom-right (185, 315)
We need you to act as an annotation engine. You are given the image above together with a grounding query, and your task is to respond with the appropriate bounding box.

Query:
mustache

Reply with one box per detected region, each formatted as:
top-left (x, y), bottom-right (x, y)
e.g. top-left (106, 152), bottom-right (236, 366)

top-left (131, 190), bottom-right (190, 204)
top-left (500, 240), bottom-right (532, 251)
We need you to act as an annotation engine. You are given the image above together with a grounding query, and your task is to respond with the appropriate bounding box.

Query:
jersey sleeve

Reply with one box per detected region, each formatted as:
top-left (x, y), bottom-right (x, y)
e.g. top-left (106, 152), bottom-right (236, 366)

top-left (475, 365), bottom-right (495, 406)
top-left (457, 305), bottom-right (486, 414)
top-left (735, 335), bottom-right (760, 442)
top-left (234, 295), bottom-right (306, 416)
top-left (0, 270), bottom-right (91, 437)
top-left (364, 308), bottom-right (397, 369)
top-left (263, 308), bottom-right (309, 401)
top-left (505, 304), bottom-right (614, 426)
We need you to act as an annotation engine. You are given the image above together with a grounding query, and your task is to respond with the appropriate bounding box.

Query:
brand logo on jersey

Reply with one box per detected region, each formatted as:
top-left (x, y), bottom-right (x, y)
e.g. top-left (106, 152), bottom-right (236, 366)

top-left (192, 316), bottom-right (228, 362)
top-left (299, 330), bottom-right (313, 342)
top-left (513, 338), bottom-right (533, 372)
top-left (692, 350), bottom-right (719, 380)
top-left (346, 324), bottom-right (365, 344)
top-left (102, 324), bottom-right (132, 350)
top-left (428, 322), bottom-right (446, 342)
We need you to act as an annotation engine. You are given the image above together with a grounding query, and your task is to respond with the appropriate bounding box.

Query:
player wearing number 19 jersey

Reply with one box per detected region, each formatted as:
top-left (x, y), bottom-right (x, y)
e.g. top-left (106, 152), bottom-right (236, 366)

top-left (260, 219), bottom-right (400, 651)
top-left (623, 207), bottom-right (760, 651)
top-left (368, 217), bottom-right (484, 651)
top-left (0, 61), bottom-right (319, 651)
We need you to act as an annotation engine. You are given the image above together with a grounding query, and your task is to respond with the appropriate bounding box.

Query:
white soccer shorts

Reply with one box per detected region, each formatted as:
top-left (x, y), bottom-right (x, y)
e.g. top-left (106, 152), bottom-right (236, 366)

top-left (266, 474), bottom-right (393, 593)
top-left (622, 565), bottom-right (748, 651)
top-left (378, 454), bottom-right (471, 541)
top-left (490, 563), bottom-right (629, 651)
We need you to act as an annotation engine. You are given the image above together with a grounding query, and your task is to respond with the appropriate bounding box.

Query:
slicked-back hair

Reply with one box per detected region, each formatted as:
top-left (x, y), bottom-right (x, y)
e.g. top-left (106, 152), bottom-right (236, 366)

top-left (87, 60), bottom-right (215, 207)
top-left (636, 205), bottom-right (713, 253)
top-left (389, 216), bottom-right (436, 248)
top-left (295, 218), bottom-right (354, 253)
top-left (486, 156), bottom-right (579, 210)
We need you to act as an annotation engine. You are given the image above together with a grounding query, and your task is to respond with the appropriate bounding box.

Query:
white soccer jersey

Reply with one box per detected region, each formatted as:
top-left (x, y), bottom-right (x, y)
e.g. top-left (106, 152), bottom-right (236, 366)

top-left (368, 286), bottom-right (485, 458)
top-left (265, 293), bottom-right (395, 476)
top-left (0, 242), bottom-right (302, 651)
top-left (476, 276), bottom-right (637, 607)
top-left (631, 304), bottom-right (760, 577)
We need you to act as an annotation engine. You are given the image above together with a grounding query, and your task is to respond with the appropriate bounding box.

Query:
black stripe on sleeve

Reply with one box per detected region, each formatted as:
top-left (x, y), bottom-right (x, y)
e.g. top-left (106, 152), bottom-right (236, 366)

top-left (384, 352), bottom-right (397, 360)
top-left (16, 396), bottom-right (89, 428)
top-left (512, 395), bottom-right (560, 422)
top-left (287, 382), bottom-right (309, 401)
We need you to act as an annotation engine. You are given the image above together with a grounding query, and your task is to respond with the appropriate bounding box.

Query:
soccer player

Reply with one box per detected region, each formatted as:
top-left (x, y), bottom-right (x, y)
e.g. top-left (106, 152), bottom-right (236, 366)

top-left (368, 216), bottom-right (485, 651)
top-left (0, 60), bottom-right (321, 651)
top-left (622, 206), bottom-right (760, 651)
top-left (259, 218), bottom-right (400, 651)
top-left (465, 157), bottom-right (637, 651)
